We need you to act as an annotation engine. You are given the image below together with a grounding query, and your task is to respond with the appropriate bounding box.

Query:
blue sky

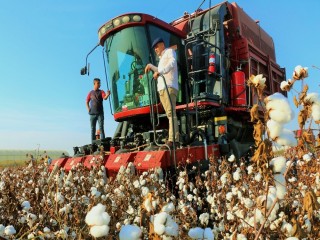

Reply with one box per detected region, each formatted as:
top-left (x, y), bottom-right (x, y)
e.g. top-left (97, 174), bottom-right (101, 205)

top-left (0, 0), bottom-right (319, 155)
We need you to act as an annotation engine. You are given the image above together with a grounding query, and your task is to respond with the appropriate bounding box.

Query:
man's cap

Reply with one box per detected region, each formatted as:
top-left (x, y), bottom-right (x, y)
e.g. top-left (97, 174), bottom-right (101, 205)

top-left (151, 37), bottom-right (164, 49)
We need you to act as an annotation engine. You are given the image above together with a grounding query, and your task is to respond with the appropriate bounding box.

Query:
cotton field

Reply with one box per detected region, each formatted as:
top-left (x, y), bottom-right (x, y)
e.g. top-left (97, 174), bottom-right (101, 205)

top-left (0, 66), bottom-right (319, 239)
top-left (0, 148), bottom-right (319, 239)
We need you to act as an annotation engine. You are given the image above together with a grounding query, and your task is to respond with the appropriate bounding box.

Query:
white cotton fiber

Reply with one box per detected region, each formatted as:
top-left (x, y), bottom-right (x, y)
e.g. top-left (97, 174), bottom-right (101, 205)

top-left (311, 103), bottom-right (320, 121)
top-left (204, 228), bottom-right (214, 240)
top-left (161, 202), bottom-right (175, 213)
top-left (267, 120), bottom-right (283, 139)
top-left (164, 215), bottom-right (179, 237)
top-left (305, 92), bottom-right (320, 104)
top-left (188, 227), bottom-right (204, 239)
top-left (276, 129), bottom-right (297, 147)
top-left (269, 109), bottom-right (294, 124)
top-left (154, 212), bottom-right (168, 225)
top-left (119, 225), bottom-right (142, 240)
top-left (4, 225), bottom-right (16, 236)
top-left (89, 225), bottom-right (109, 238)
top-left (144, 198), bottom-right (152, 212)
top-left (21, 201), bottom-right (31, 211)
top-left (303, 154), bottom-right (311, 162)
top-left (154, 224), bottom-right (166, 236)
top-left (85, 203), bottom-right (110, 226)
top-left (266, 93), bottom-right (294, 123)
top-left (274, 174), bottom-right (287, 199)
top-left (280, 81), bottom-right (290, 91)
top-left (269, 156), bottom-right (287, 174)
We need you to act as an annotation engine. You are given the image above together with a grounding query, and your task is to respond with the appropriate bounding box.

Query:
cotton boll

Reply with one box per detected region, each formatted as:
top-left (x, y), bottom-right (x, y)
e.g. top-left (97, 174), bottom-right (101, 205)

top-left (164, 215), bottom-right (179, 237)
top-left (305, 92), bottom-right (320, 105)
top-left (281, 222), bottom-right (293, 237)
top-left (27, 233), bottom-right (35, 239)
top-left (302, 216), bottom-right (312, 233)
top-left (188, 227), bottom-right (204, 239)
top-left (303, 154), bottom-right (311, 162)
top-left (293, 65), bottom-right (308, 79)
top-left (251, 74), bottom-right (266, 88)
top-left (276, 129), bottom-right (297, 147)
top-left (187, 194), bottom-right (193, 202)
top-left (228, 154), bottom-right (235, 162)
top-left (4, 225), bottom-right (16, 236)
top-left (154, 224), bottom-right (166, 236)
top-left (91, 187), bottom-right (101, 198)
top-left (280, 81), bottom-right (290, 91)
top-left (269, 109), bottom-right (294, 124)
top-left (311, 103), bottom-right (320, 121)
top-left (247, 165), bottom-right (254, 175)
top-left (85, 203), bottom-right (110, 226)
top-left (141, 186), bottom-right (149, 196)
top-left (233, 169), bottom-right (241, 181)
top-left (54, 192), bottom-right (65, 204)
top-left (226, 192), bottom-right (233, 201)
top-left (244, 198), bottom-right (254, 209)
top-left (274, 174), bottom-right (287, 199)
top-left (285, 237), bottom-right (299, 240)
top-left (254, 172), bottom-right (262, 182)
top-left (90, 225), bottom-right (109, 238)
top-left (269, 156), bottom-right (287, 174)
top-left (204, 228), bottom-right (214, 240)
top-left (232, 187), bottom-right (238, 195)
top-left (21, 200), bottom-right (31, 212)
top-left (267, 120), bottom-right (283, 139)
top-left (237, 234), bottom-right (248, 240)
top-left (161, 202), bottom-right (175, 213)
top-left (154, 212), bottom-right (168, 226)
top-left (254, 209), bottom-right (265, 224)
top-left (220, 172), bottom-right (230, 186)
top-left (126, 205), bottom-right (134, 215)
top-left (288, 177), bottom-right (297, 183)
top-left (199, 213), bottom-right (210, 226)
top-left (119, 225), bottom-right (142, 240)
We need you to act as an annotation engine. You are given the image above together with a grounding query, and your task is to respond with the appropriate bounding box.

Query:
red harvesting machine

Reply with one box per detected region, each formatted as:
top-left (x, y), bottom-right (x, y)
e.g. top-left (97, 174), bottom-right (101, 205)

top-left (50, 1), bottom-right (286, 176)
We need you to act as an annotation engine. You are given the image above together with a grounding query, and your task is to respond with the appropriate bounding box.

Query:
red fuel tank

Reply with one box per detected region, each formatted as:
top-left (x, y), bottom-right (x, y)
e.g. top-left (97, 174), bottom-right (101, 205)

top-left (231, 70), bottom-right (247, 106)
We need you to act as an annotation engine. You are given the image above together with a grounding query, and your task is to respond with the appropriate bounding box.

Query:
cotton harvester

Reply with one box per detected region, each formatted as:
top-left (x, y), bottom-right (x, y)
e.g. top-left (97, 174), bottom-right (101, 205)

top-left (50, 1), bottom-right (286, 177)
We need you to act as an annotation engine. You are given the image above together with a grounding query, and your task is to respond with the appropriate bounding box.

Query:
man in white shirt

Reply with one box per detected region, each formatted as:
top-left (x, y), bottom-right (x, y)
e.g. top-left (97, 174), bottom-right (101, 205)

top-left (145, 37), bottom-right (179, 148)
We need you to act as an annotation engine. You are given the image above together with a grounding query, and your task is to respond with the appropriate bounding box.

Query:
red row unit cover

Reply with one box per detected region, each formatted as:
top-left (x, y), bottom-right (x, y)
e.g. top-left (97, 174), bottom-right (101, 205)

top-left (134, 144), bottom-right (220, 173)
top-left (105, 152), bottom-right (138, 179)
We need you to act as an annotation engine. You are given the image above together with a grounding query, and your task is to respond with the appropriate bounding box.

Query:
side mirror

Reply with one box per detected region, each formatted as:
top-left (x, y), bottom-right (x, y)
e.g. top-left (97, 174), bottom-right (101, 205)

top-left (80, 66), bottom-right (87, 75)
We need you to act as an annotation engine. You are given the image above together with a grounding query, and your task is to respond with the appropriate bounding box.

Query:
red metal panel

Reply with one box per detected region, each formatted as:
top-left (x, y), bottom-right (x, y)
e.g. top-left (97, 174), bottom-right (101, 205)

top-left (175, 144), bottom-right (220, 165)
top-left (134, 151), bottom-right (170, 172)
top-left (105, 152), bottom-right (137, 178)
top-left (83, 155), bottom-right (107, 170)
top-left (63, 157), bottom-right (84, 172)
top-left (48, 157), bottom-right (69, 172)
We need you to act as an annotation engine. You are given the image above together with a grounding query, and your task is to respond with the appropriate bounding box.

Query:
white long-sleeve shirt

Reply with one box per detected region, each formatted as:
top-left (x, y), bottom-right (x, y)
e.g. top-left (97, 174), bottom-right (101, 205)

top-left (148, 48), bottom-right (178, 92)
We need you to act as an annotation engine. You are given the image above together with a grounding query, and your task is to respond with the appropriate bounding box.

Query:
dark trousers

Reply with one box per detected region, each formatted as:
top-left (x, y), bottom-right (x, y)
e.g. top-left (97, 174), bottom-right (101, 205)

top-left (90, 114), bottom-right (105, 142)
